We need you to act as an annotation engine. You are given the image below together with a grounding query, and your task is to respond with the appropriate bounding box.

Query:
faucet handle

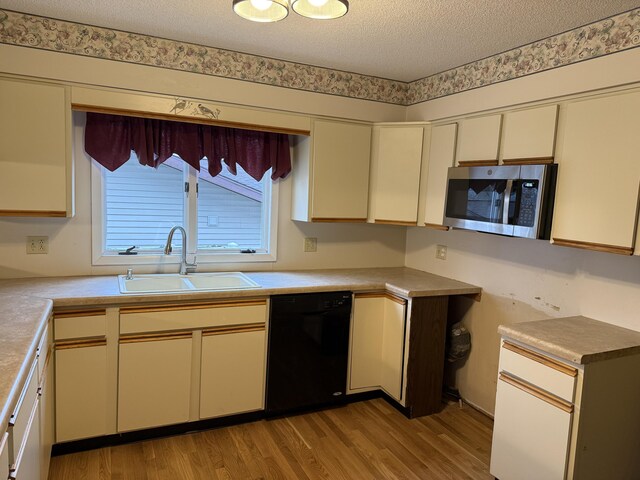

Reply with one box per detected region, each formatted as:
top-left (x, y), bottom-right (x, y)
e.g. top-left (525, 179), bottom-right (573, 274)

top-left (126, 268), bottom-right (134, 280)
top-left (186, 255), bottom-right (197, 274)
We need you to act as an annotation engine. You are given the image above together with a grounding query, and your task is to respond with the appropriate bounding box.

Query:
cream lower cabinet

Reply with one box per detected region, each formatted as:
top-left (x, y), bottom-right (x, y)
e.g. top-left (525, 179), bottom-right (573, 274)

top-left (0, 77), bottom-right (73, 217)
top-left (491, 339), bottom-right (640, 480)
top-left (349, 293), bottom-right (407, 401)
top-left (200, 327), bottom-right (266, 419)
top-left (54, 311), bottom-right (109, 442)
top-left (552, 91), bottom-right (640, 255)
top-left (118, 299), bottom-right (268, 431)
top-left (118, 335), bottom-right (192, 432)
top-left (291, 119), bottom-right (372, 222)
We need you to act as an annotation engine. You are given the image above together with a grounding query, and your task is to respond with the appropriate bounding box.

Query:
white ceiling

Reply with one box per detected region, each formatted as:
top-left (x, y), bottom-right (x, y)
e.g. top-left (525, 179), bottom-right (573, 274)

top-left (1, 0), bottom-right (637, 82)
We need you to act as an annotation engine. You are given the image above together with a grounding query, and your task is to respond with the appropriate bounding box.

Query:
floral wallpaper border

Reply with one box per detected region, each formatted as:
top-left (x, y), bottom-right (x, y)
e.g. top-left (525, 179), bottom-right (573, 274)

top-left (0, 8), bottom-right (638, 106)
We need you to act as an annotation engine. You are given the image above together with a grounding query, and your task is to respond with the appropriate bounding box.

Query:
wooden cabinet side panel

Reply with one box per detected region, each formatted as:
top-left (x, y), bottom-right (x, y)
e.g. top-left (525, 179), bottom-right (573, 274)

top-left (456, 114), bottom-right (502, 164)
top-left (0, 78), bottom-right (69, 213)
top-left (380, 299), bottom-right (406, 401)
top-left (310, 120), bottom-right (371, 220)
top-left (55, 345), bottom-right (108, 442)
top-left (552, 92), bottom-right (640, 249)
top-left (405, 296), bottom-right (448, 417)
top-left (423, 124), bottom-right (457, 226)
top-left (349, 297), bottom-right (384, 391)
top-left (372, 126), bottom-right (424, 223)
top-left (199, 330), bottom-right (266, 419)
top-left (118, 338), bottom-right (192, 432)
top-left (501, 105), bottom-right (558, 160)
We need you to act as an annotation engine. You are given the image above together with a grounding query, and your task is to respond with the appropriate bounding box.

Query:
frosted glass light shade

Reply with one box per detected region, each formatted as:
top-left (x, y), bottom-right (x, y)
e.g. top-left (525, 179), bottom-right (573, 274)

top-left (291, 0), bottom-right (349, 19)
top-left (233, 0), bottom-right (289, 22)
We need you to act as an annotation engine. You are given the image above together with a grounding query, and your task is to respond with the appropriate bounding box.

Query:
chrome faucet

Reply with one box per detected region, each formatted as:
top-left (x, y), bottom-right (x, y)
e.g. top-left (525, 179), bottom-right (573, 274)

top-left (164, 226), bottom-right (197, 275)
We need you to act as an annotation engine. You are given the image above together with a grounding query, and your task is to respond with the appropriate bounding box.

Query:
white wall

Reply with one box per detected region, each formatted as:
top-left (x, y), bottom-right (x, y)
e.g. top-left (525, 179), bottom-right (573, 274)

top-left (405, 47), bottom-right (640, 415)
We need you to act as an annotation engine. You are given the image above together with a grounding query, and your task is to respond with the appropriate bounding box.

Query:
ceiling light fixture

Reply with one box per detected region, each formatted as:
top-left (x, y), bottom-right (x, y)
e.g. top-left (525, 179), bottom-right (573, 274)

top-left (233, 0), bottom-right (349, 23)
top-left (232, 0), bottom-right (289, 23)
top-left (291, 0), bottom-right (349, 20)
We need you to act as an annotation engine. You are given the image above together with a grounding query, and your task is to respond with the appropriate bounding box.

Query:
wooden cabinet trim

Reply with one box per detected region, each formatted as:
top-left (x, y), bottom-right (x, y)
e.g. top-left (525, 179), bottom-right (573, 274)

top-left (72, 104), bottom-right (311, 136)
top-left (423, 223), bottom-right (450, 231)
top-left (553, 238), bottom-right (634, 256)
top-left (202, 322), bottom-right (265, 336)
top-left (499, 372), bottom-right (574, 413)
top-left (310, 217), bottom-right (367, 223)
top-left (502, 341), bottom-right (577, 377)
top-left (0, 210), bottom-right (67, 217)
top-left (119, 299), bottom-right (267, 314)
top-left (457, 160), bottom-right (499, 167)
top-left (55, 338), bottom-right (107, 350)
top-left (119, 331), bottom-right (193, 344)
top-left (374, 220), bottom-right (418, 226)
top-left (501, 157), bottom-right (555, 165)
top-left (54, 309), bottom-right (106, 319)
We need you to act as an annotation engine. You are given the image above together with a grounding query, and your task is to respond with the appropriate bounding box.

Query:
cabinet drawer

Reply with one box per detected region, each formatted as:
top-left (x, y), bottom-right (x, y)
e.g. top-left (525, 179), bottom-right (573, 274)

top-left (36, 324), bottom-right (51, 382)
top-left (8, 358), bottom-right (38, 466)
top-left (54, 310), bottom-right (106, 340)
top-left (0, 432), bottom-right (9, 480)
top-left (499, 341), bottom-right (577, 402)
top-left (120, 300), bottom-right (267, 334)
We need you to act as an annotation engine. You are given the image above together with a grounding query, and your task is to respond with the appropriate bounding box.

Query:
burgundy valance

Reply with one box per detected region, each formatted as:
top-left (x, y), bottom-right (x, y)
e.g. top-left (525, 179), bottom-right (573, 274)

top-left (84, 112), bottom-right (291, 181)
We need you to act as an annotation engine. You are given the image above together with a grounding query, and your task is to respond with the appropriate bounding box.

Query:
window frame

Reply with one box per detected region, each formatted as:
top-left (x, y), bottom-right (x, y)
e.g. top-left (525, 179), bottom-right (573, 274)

top-left (90, 158), bottom-right (279, 267)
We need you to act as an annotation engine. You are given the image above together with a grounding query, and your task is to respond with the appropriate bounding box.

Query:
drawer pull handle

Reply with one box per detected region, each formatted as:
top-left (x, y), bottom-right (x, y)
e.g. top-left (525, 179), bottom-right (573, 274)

top-left (503, 341), bottom-right (577, 377)
top-left (55, 338), bottom-right (107, 350)
top-left (202, 322), bottom-right (265, 336)
top-left (499, 372), bottom-right (574, 413)
top-left (120, 331), bottom-right (193, 344)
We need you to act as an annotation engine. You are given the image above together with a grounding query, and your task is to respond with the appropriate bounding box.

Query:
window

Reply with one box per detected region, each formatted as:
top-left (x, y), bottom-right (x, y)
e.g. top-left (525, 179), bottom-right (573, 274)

top-left (91, 153), bottom-right (278, 266)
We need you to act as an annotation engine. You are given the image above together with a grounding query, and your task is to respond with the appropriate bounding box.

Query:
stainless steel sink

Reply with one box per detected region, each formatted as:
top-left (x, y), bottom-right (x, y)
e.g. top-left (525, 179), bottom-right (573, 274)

top-left (118, 272), bottom-right (260, 294)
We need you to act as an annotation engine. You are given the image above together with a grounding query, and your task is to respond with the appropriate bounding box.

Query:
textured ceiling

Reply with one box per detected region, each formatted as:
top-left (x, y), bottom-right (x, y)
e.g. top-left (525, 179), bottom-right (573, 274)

top-left (0, 0), bottom-right (637, 82)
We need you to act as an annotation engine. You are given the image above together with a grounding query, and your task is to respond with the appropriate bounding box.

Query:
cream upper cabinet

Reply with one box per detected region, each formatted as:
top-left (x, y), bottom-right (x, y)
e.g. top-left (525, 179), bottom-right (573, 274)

top-left (0, 77), bottom-right (73, 217)
top-left (456, 114), bottom-right (502, 165)
top-left (291, 119), bottom-right (372, 222)
top-left (420, 123), bottom-right (457, 228)
top-left (551, 91), bottom-right (640, 255)
top-left (501, 105), bottom-right (558, 163)
top-left (369, 124), bottom-right (424, 225)
top-left (350, 294), bottom-right (407, 402)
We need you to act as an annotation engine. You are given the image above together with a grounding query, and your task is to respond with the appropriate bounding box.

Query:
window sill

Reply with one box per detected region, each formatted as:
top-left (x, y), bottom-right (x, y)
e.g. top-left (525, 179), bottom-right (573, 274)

top-left (92, 251), bottom-right (277, 266)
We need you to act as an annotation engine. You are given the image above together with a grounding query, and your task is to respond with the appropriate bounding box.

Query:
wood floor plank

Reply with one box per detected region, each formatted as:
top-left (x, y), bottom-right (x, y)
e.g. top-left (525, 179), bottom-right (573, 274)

top-left (48, 400), bottom-right (493, 480)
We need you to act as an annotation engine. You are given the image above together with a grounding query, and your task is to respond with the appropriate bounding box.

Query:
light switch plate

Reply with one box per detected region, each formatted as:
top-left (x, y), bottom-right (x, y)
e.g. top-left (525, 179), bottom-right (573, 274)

top-left (27, 236), bottom-right (49, 254)
top-left (304, 237), bottom-right (317, 252)
top-left (436, 244), bottom-right (447, 260)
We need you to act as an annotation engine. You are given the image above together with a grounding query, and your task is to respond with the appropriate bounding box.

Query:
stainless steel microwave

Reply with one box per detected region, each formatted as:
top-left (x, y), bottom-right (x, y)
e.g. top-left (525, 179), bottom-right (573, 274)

top-left (443, 164), bottom-right (558, 239)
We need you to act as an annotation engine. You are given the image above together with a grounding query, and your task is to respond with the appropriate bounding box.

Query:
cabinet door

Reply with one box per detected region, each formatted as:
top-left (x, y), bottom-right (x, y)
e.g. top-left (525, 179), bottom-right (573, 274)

top-left (350, 296), bottom-right (384, 391)
top-left (491, 374), bottom-right (572, 480)
top-left (55, 344), bottom-right (108, 442)
top-left (422, 124), bottom-right (457, 227)
top-left (552, 92), bottom-right (640, 254)
top-left (501, 105), bottom-right (558, 162)
top-left (0, 78), bottom-right (72, 217)
top-left (309, 119), bottom-right (372, 221)
top-left (0, 432), bottom-right (9, 480)
top-left (118, 336), bottom-right (192, 432)
top-left (380, 298), bottom-right (406, 401)
top-left (369, 125), bottom-right (424, 225)
top-left (350, 295), bottom-right (406, 401)
top-left (11, 395), bottom-right (41, 480)
top-left (39, 354), bottom-right (54, 480)
top-left (456, 114), bottom-right (502, 165)
top-left (200, 329), bottom-right (266, 419)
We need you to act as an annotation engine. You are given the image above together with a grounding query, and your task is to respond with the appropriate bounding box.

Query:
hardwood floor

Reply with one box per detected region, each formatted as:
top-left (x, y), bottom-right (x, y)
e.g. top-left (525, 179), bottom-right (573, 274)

top-left (48, 399), bottom-right (493, 480)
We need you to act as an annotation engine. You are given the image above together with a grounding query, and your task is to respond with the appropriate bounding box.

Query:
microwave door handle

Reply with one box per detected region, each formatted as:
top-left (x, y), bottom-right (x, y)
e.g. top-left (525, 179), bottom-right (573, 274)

top-left (503, 179), bottom-right (514, 224)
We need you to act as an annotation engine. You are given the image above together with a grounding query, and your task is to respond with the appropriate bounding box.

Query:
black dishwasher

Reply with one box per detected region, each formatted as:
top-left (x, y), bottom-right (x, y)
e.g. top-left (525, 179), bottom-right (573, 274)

top-left (266, 291), bottom-right (352, 415)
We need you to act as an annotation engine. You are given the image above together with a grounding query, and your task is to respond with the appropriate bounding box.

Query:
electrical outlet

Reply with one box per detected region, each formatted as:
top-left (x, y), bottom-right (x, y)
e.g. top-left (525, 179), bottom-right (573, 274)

top-left (304, 237), bottom-right (317, 252)
top-left (27, 236), bottom-right (49, 254)
top-left (436, 244), bottom-right (447, 260)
